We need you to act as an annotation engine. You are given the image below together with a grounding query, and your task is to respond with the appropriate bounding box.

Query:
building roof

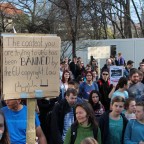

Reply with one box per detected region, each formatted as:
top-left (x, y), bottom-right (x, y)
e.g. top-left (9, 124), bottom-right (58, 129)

top-left (0, 3), bottom-right (23, 15)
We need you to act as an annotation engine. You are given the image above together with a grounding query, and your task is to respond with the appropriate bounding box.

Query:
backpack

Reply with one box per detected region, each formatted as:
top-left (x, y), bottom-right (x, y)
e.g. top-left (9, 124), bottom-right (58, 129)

top-left (70, 123), bottom-right (98, 144)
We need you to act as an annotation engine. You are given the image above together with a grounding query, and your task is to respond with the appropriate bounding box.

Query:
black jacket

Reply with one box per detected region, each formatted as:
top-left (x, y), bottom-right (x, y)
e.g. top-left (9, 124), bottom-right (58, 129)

top-left (99, 111), bottom-right (128, 144)
top-left (69, 62), bottom-right (80, 79)
top-left (51, 99), bottom-right (75, 144)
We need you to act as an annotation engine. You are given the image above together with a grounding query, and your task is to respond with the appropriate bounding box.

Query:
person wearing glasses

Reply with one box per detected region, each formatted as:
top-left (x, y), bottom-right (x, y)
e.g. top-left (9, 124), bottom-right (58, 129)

top-left (79, 71), bottom-right (99, 100)
top-left (97, 69), bottom-right (113, 111)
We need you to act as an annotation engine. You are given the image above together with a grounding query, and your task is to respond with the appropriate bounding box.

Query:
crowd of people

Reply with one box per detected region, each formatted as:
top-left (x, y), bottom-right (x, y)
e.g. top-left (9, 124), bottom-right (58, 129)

top-left (0, 54), bottom-right (144, 144)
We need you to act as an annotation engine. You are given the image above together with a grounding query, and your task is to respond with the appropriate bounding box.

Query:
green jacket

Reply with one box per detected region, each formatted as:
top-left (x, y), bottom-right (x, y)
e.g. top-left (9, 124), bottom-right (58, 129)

top-left (64, 123), bottom-right (101, 144)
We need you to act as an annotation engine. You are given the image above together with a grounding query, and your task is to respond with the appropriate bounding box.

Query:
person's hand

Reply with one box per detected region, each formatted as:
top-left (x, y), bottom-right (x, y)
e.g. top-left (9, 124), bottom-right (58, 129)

top-left (112, 83), bottom-right (117, 88)
top-left (139, 141), bottom-right (144, 144)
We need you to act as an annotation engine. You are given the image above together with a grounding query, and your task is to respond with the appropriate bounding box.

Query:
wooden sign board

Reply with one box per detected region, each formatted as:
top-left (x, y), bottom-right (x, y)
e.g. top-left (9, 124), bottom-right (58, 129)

top-left (88, 46), bottom-right (110, 59)
top-left (1, 35), bottom-right (61, 100)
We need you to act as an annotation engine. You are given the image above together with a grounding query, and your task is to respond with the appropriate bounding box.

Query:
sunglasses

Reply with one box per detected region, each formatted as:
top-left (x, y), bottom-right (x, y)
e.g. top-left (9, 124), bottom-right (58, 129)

top-left (102, 73), bottom-right (108, 76)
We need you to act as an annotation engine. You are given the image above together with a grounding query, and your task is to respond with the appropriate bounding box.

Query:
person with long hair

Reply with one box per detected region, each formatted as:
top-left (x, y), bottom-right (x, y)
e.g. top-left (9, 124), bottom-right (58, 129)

top-left (109, 77), bottom-right (129, 101)
top-left (64, 102), bottom-right (101, 144)
top-left (60, 70), bottom-right (71, 99)
top-left (0, 110), bottom-right (10, 144)
top-left (89, 90), bottom-right (105, 120)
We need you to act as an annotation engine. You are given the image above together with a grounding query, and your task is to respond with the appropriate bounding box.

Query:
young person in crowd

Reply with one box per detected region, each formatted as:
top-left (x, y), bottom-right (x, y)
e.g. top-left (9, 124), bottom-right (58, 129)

top-left (99, 96), bottom-right (128, 144)
top-left (60, 70), bottom-right (71, 100)
top-left (124, 97), bottom-right (136, 120)
top-left (0, 111), bottom-right (10, 144)
top-left (116, 52), bottom-right (125, 66)
top-left (81, 137), bottom-right (98, 144)
top-left (92, 70), bottom-right (98, 82)
top-left (97, 69), bottom-right (113, 110)
top-left (51, 88), bottom-right (78, 144)
top-left (124, 60), bottom-right (134, 79)
top-left (124, 101), bottom-right (144, 144)
top-left (88, 90), bottom-right (105, 120)
top-left (64, 102), bottom-right (101, 144)
top-left (69, 56), bottom-right (80, 80)
top-left (79, 71), bottom-right (99, 100)
top-left (110, 77), bottom-right (129, 101)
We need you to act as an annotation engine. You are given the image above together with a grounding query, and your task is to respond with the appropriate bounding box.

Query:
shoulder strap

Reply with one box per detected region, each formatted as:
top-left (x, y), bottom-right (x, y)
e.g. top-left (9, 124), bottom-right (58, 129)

top-left (93, 126), bottom-right (98, 140)
top-left (70, 123), bottom-right (77, 144)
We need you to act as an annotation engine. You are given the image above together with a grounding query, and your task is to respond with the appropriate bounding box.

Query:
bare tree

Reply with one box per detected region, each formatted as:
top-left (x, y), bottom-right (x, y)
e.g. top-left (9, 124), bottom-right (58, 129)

top-left (48, 0), bottom-right (81, 58)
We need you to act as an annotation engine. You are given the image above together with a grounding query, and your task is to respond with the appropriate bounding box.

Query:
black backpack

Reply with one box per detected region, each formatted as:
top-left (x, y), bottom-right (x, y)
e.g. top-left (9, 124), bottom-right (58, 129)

top-left (70, 122), bottom-right (98, 144)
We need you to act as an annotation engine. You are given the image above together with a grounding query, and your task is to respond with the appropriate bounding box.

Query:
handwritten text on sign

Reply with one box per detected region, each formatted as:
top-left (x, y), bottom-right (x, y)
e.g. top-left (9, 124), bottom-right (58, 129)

top-left (3, 36), bottom-right (60, 99)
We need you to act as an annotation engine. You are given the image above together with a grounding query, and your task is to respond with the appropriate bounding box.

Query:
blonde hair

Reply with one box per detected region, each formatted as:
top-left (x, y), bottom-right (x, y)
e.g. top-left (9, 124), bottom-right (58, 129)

top-left (81, 137), bottom-right (98, 144)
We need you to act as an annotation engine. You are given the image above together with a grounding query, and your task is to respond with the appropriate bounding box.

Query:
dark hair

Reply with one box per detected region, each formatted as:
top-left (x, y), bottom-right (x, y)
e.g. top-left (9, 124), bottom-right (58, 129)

top-left (68, 80), bottom-right (75, 86)
top-left (89, 90), bottom-right (101, 105)
top-left (76, 75), bottom-right (84, 84)
top-left (111, 96), bottom-right (125, 105)
top-left (136, 101), bottom-right (144, 111)
top-left (89, 90), bottom-right (101, 110)
top-left (116, 77), bottom-right (128, 89)
top-left (75, 102), bottom-right (98, 127)
top-left (129, 69), bottom-right (139, 77)
top-left (61, 70), bottom-right (71, 83)
top-left (127, 60), bottom-right (134, 65)
top-left (124, 97), bottom-right (136, 110)
top-left (101, 68), bottom-right (109, 74)
top-left (140, 61), bottom-right (144, 65)
top-left (66, 88), bottom-right (77, 97)
top-left (0, 111), bottom-right (10, 144)
top-left (85, 71), bottom-right (93, 80)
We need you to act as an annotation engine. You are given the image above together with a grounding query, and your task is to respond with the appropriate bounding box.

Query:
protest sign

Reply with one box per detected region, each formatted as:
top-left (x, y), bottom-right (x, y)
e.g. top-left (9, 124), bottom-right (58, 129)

top-left (110, 66), bottom-right (124, 85)
top-left (1, 35), bottom-right (61, 99)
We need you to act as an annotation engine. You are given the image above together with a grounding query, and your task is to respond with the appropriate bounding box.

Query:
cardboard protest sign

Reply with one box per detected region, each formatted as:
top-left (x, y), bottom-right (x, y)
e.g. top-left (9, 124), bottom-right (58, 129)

top-left (110, 66), bottom-right (124, 85)
top-left (1, 35), bottom-right (61, 99)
